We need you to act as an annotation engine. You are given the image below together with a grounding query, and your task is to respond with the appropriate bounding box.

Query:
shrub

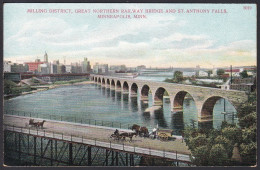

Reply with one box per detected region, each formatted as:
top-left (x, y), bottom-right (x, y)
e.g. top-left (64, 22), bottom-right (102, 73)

top-left (209, 144), bottom-right (229, 166)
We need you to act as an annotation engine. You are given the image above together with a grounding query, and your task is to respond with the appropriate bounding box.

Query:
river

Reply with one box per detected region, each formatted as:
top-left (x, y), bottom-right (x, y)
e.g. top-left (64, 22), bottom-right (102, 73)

top-left (4, 76), bottom-right (237, 135)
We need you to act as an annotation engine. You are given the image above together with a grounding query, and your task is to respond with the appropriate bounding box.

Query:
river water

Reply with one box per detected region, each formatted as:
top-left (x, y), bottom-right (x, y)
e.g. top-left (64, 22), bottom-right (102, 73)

top-left (4, 77), bottom-right (237, 135)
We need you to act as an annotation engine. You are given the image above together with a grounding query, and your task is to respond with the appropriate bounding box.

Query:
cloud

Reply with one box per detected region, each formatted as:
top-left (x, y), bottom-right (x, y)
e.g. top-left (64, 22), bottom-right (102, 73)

top-left (4, 12), bottom-right (256, 68)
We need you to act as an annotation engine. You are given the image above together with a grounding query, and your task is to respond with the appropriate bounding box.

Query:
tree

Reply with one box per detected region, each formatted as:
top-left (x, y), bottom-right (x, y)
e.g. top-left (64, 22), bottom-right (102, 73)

top-left (240, 70), bottom-right (249, 78)
top-left (237, 103), bottom-right (256, 120)
top-left (221, 127), bottom-right (242, 144)
top-left (236, 95), bottom-right (256, 165)
top-left (215, 135), bottom-right (233, 157)
top-left (209, 144), bottom-right (229, 166)
top-left (207, 70), bottom-right (213, 78)
top-left (173, 71), bottom-right (183, 82)
top-left (191, 145), bottom-right (210, 166)
top-left (217, 69), bottom-right (225, 77)
top-left (4, 80), bottom-right (17, 94)
top-left (239, 142), bottom-right (256, 164)
top-left (188, 134), bottom-right (209, 151)
top-left (238, 111), bottom-right (256, 129)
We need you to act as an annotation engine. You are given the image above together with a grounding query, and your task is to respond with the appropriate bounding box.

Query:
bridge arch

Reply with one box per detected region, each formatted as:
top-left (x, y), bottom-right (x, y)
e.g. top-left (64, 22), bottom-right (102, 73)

top-left (116, 80), bottom-right (121, 90)
top-left (154, 87), bottom-right (169, 106)
top-left (111, 79), bottom-right (115, 89)
top-left (141, 85), bottom-right (150, 97)
top-left (106, 79), bottom-right (110, 86)
top-left (94, 77), bottom-right (97, 82)
top-left (131, 83), bottom-right (138, 95)
top-left (98, 77), bottom-right (101, 84)
top-left (200, 96), bottom-right (236, 121)
top-left (173, 91), bottom-right (196, 110)
top-left (102, 78), bottom-right (106, 85)
top-left (123, 81), bottom-right (129, 93)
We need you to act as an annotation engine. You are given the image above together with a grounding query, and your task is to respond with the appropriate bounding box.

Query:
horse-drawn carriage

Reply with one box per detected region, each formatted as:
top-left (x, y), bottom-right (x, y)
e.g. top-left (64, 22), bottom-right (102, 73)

top-left (109, 129), bottom-right (137, 142)
top-left (156, 129), bottom-right (174, 141)
top-left (28, 119), bottom-right (46, 129)
top-left (110, 124), bottom-right (175, 142)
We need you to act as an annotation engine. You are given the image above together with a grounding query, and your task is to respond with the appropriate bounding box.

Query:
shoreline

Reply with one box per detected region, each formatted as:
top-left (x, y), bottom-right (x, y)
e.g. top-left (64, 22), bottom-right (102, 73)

top-left (4, 80), bottom-right (95, 100)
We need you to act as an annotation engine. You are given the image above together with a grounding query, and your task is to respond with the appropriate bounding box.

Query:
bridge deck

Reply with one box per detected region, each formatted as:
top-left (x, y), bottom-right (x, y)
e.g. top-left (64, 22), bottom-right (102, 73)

top-left (4, 115), bottom-right (191, 163)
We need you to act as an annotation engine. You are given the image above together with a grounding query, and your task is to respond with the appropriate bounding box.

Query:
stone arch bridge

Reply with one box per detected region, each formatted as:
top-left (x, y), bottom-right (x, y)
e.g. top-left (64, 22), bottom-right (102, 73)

top-left (91, 75), bottom-right (248, 122)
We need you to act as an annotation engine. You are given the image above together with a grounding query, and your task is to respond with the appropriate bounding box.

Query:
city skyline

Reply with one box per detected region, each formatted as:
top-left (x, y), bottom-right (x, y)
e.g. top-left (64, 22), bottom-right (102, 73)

top-left (4, 3), bottom-right (256, 68)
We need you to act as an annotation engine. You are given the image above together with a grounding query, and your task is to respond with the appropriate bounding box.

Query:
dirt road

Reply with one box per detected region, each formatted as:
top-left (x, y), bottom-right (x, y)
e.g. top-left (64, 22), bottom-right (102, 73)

top-left (4, 114), bottom-right (191, 155)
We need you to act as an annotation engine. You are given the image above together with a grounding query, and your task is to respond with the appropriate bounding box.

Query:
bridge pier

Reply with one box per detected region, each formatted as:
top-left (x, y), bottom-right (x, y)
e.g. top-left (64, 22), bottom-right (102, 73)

top-left (153, 97), bottom-right (163, 106)
top-left (172, 106), bottom-right (183, 113)
top-left (130, 92), bottom-right (138, 97)
top-left (140, 96), bottom-right (149, 101)
top-left (198, 115), bottom-right (213, 122)
top-left (110, 85), bottom-right (115, 90)
top-left (122, 88), bottom-right (129, 94)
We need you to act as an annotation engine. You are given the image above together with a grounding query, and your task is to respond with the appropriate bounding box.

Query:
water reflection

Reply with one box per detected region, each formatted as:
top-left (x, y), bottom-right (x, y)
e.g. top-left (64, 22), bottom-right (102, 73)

top-left (141, 101), bottom-right (149, 112)
top-left (122, 94), bottom-right (129, 110)
top-left (171, 112), bottom-right (184, 135)
top-left (154, 108), bottom-right (168, 128)
top-left (106, 88), bottom-right (110, 98)
top-left (101, 87), bottom-right (106, 96)
top-left (198, 121), bottom-right (213, 129)
top-left (130, 97), bottom-right (138, 112)
top-left (116, 91), bottom-right (121, 104)
top-left (111, 90), bottom-right (115, 102)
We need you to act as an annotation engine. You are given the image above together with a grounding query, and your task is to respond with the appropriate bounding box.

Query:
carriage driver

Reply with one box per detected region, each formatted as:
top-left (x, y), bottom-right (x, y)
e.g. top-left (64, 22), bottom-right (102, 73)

top-left (114, 129), bottom-right (119, 135)
top-left (149, 127), bottom-right (157, 139)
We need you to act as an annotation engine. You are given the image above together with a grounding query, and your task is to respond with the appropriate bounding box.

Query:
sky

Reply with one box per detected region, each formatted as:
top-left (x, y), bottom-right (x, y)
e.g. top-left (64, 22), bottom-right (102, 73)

top-left (4, 3), bottom-right (257, 68)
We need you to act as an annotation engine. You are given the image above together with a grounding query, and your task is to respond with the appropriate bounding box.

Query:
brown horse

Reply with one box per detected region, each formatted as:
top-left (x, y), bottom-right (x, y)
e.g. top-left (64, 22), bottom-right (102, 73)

top-left (119, 132), bottom-right (137, 142)
top-left (131, 124), bottom-right (141, 134)
top-left (36, 120), bottom-right (46, 129)
top-left (131, 124), bottom-right (149, 137)
top-left (29, 119), bottom-right (38, 127)
top-left (139, 127), bottom-right (149, 137)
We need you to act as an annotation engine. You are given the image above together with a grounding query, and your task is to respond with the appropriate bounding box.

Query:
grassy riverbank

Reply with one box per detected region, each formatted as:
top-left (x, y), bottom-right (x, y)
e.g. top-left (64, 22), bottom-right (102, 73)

top-left (53, 79), bottom-right (90, 85)
top-left (4, 79), bottom-right (94, 100)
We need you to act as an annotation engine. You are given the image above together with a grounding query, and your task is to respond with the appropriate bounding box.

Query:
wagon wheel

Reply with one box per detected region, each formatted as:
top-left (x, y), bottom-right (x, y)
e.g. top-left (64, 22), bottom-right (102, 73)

top-left (159, 133), bottom-right (168, 141)
top-left (109, 134), bottom-right (118, 141)
top-left (108, 134), bottom-right (114, 141)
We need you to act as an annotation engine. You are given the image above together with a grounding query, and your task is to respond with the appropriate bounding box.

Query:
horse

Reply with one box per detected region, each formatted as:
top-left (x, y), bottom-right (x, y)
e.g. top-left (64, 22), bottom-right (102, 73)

top-left (131, 124), bottom-right (149, 137)
top-left (139, 127), bottom-right (149, 137)
top-left (110, 129), bottom-right (120, 141)
top-left (29, 119), bottom-right (38, 127)
top-left (131, 124), bottom-right (141, 134)
top-left (36, 120), bottom-right (46, 129)
top-left (119, 132), bottom-right (137, 142)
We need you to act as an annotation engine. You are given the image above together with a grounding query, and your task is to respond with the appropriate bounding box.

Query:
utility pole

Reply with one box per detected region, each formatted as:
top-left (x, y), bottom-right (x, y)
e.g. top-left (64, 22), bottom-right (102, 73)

top-left (230, 65), bottom-right (232, 84)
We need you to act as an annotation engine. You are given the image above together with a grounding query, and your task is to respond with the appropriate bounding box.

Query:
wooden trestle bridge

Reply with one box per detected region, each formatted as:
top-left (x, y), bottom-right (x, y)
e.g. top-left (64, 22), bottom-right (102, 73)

top-left (4, 114), bottom-right (193, 166)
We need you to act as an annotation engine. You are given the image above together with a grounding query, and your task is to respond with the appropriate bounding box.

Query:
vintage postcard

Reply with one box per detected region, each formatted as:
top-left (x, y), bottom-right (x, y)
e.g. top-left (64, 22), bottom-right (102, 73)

top-left (3, 3), bottom-right (257, 167)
